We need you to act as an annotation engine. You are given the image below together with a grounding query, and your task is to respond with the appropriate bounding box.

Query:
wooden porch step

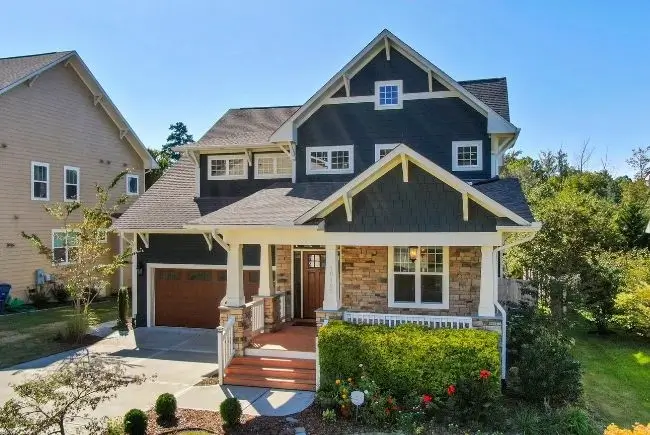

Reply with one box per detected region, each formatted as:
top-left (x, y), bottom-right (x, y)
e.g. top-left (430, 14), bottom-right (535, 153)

top-left (224, 356), bottom-right (316, 391)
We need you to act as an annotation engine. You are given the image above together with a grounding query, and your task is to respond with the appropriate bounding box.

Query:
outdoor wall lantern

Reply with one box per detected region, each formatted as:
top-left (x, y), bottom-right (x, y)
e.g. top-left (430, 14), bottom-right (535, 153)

top-left (408, 246), bottom-right (418, 262)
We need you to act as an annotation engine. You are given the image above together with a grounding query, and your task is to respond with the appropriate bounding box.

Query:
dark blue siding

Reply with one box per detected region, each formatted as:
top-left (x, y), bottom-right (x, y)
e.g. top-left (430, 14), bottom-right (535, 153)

top-left (135, 234), bottom-right (259, 326)
top-left (324, 163), bottom-right (499, 232)
top-left (296, 98), bottom-right (491, 182)
top-left (200, 152), bottom-right (288, 197)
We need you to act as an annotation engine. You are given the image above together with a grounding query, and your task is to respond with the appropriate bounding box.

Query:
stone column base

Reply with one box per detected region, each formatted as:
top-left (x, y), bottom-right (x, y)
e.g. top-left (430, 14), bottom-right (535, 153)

top-left (315, 308), bottom-right (344, 329)
top-left (219, 305), bottom-right (253, 356)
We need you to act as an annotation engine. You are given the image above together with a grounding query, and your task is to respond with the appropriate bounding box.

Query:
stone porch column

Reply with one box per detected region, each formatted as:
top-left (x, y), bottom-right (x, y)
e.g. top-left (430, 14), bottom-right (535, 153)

top-left (323, 245), bottom-right (341, 310)
top-left (478, 245), bottom-right (495, 316)
top-left (258, 244), bottom-right (274, 296)
top-left (225, 243), bottom-right (245, 307)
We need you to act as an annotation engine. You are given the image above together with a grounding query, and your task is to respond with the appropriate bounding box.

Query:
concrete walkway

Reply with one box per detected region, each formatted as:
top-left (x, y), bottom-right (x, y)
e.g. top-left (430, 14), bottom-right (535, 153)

top-left (0, 326), bottom-right (313, 420)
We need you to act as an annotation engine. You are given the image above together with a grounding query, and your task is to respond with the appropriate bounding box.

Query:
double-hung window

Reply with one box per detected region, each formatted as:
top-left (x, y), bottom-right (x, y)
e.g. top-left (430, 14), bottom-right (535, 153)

top-left (126, 174), bottom-right (139, 195)
top-left (306, 145), bottom-right (354, 175)
top-left (31, 161), bottom-right (50, 200)
top-left (207, 155), bottom-right (247, 180)
top-left (254, 153), bottom-right (292, 179)
top-left (452, 140), bottom-right (482, 171)
top-left (52, 229), bottom-right (79, 264)
top-left (389, 246), bottom-right (449, 308)
top-left (64, 166), bottom-right (80, 201)
top-left (374, 144), bottom-right (398, 161)
top-left (375, 80), bottom-right (403, 110)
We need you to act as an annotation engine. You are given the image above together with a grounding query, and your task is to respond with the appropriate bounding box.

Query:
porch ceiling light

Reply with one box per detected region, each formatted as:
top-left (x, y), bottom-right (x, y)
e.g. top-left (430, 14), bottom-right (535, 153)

top-left (408, 246), bottom-right (418, 262)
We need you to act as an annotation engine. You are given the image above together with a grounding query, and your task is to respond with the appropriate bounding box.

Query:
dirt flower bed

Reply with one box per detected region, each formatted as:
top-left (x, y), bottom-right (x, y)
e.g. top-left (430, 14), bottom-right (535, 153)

top-left (146, 405), bottom-right (360, 435)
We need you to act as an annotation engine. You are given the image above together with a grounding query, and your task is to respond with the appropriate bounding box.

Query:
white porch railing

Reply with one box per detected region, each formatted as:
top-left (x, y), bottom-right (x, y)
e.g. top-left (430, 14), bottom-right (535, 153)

top-left (251, 299), bottom-right (264, 334)
top-left (216, 316), bottom-right (235, 385)
top-left (278, 292), bottom-right (286, 322)
top-left (342, 312), bottom-right (473, 329)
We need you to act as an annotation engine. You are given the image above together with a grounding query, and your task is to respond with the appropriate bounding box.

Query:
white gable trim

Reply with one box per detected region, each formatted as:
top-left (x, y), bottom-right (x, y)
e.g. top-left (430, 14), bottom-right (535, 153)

top-left (294, 144), bottom-right (531, 226)
top-left (269, 29), bottom-right (517, 143)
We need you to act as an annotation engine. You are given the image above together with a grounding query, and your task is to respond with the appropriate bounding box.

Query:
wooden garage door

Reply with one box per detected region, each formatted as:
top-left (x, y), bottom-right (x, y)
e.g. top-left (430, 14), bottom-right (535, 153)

top-left (154, 268), bottom-right (261, 329)
top-left (155, 269), bottom-right (226, 328)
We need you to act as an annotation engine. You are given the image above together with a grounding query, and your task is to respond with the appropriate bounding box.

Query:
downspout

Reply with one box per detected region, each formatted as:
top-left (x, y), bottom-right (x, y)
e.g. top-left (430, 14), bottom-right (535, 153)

top-left (492, 230), bottom-right (537, 385)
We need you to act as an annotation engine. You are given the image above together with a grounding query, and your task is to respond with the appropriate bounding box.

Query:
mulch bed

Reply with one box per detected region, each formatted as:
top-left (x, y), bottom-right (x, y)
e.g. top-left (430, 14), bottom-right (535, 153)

top-left (146, 405), bottom-right (361, 435)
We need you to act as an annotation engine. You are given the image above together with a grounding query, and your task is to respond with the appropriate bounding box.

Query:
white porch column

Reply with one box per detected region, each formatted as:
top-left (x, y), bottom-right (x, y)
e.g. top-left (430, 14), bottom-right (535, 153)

top-left (323, 245), bottom-right (341, 310)
top-left (479, 245), bottom-right (496, 316)
top-left (225, 243), bottom-right (245, 307)
top-left (258, 244), bottom-right (274, 296)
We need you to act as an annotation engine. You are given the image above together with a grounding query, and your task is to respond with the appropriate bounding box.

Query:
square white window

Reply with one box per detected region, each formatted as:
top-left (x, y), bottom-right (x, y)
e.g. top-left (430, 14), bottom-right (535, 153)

top-left (207, 155), bottom-right (248, 180)
top-left (389, 246), bottom-right (449, 309)
top-left (375, 80), bottom-right (403, 110)
top-left (126, 174), bottom-right (139, 195)
top-left (452, 141), bottom-right (483, 171)
top-left (305, 146), bottom-right (354, 175)
top-left (52, 229), bottom-right (79, 264)
top-left (374, 144), bottom-right (398, 161)
top-left (31, 161), bottom-right (49, 201)
top-left (64, 166), bottom-right (80, 201)
top-left (254, 153), bottom-right (292, 179)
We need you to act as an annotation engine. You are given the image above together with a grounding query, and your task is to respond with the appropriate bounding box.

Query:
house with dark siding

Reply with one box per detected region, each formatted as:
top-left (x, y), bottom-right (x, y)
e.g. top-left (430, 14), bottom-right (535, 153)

top-left (114, 29), bottom-right (540, 391)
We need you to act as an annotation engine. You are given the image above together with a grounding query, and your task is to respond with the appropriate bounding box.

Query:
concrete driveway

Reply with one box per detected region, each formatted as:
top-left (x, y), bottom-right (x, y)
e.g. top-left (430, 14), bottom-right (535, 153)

top-left (0, 325), bottom-right (314, 424)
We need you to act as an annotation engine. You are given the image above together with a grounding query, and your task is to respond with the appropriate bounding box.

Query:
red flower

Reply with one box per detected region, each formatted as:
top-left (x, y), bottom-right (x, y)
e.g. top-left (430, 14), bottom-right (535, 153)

top-left (422, 394), bottom-right (432, 404)
top-left (479, 369), bottom-right (491, 380)
top-left (447, 384), bottom-right (456, 396)
top-left (385, 408), bottom-right (390, 415)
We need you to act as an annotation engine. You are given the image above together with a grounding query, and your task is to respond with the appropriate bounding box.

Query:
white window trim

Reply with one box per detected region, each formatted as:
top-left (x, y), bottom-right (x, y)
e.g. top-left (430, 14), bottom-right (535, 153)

top-left (253, 153), bottom-right (292, 179)
top-left (31, 161), bottom-right (50, 201)
top-left (375, 80), bottom-right (403, 110)
top-left (452, 140), bottom-right (483, 171)
top-left (207, 154), bottom-right (248, 180)
top-left (126, 174), bottom-right (140, 195)
top-left (63, 166), bottom-right (80, 202)
top-left (374, 143), bottom-right (399, 161)
top-left (388, 246), bottom-right (450, 309)
top-left (305, 145), bottom-right (354, 175)
top-left (51, 229), bottom-right (79, 265)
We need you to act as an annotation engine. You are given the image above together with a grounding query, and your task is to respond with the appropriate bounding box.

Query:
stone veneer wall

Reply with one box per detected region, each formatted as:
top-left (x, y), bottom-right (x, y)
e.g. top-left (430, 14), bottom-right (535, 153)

top-left (275, 245), bottom-right (292, 292)
top-left (341, 246), bottom-right (481, 316)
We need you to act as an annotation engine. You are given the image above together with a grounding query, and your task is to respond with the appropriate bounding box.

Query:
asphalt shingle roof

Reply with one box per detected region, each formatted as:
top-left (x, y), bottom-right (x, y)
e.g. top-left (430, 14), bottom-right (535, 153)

top-left (459, 78), bottom-right (510, 121)
top-left (473, 177), bottom-right (533, 222)
top-left (0, 51), bottom-right (73, 93)
top-left (189, 182), bottom-right (346, 226)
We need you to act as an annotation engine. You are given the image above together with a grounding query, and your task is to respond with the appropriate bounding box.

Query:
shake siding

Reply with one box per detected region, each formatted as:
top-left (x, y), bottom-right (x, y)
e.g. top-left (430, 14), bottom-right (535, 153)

top-left (0, 63), bottom-right (144, 300)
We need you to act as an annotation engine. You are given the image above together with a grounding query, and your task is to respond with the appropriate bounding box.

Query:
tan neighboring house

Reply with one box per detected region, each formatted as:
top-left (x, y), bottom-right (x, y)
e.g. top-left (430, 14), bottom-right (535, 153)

top-left (0, 51), bottom-right (156, 301)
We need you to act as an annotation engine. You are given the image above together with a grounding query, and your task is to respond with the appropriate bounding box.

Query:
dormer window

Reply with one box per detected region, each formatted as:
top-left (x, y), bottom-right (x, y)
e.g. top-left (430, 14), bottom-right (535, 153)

top-left (452, 141), bottom-right (483, 171)
top-left (375, 80), bottom-right (403, 110)
top-left (207, 155), bottom-right (248, 180)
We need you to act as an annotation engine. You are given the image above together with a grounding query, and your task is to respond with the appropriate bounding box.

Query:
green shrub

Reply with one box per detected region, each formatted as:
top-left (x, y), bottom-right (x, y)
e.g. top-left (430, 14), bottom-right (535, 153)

top-left (27, 286), bottom-right (49, 308)
top-left (219, 397), bottom-right (242, 427)
top-left (446, 369), bottom-right (500, 424)
top-left (105, 417), bottom-right (123, 435)
top-left (507, 304), bottom-right (582, 407)
top-left (318, 322), bottom-right (500, 399)
top-left (321, 408), bottom-right (336, 423)
top-left (117, 287), bottom-right (129, 328)
top-left (154, 393), bottom-right (177, 422)
top-left (552, 407), bottom-right (599, 435)
top-left (123, 408), bottom-right (147, 435)
top-left (49, 283), bottom-right (68, 303)
top-left (63, 313), bottom-right (89, 343)
top-left (614, 282), bottom-right (650, 337)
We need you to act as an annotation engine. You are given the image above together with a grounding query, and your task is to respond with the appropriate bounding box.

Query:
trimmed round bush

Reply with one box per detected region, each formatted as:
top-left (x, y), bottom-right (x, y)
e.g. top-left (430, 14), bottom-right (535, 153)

top-left (220, 397), bottom-right (242, 427)
top-left (123, 408), bottom-right (148, 435)
top-left (155, 393), bottom-right (177, 422)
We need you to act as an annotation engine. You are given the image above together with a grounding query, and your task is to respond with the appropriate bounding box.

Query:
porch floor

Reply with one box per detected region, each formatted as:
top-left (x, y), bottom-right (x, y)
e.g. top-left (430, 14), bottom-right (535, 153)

top-left (249, 325), bottom-right (316, 353)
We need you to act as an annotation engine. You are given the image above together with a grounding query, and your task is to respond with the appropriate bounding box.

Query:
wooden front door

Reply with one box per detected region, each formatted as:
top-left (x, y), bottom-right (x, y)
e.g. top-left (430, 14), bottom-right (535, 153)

top-left (302, 251), bottom-right (325, 319)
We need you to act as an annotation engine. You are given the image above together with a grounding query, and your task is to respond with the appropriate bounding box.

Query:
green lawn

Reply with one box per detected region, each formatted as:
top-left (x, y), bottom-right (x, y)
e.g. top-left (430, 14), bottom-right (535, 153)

top-left (571, 325), bottom-right (650, 427)
top-left (0, 299), bottom-right (117, 369)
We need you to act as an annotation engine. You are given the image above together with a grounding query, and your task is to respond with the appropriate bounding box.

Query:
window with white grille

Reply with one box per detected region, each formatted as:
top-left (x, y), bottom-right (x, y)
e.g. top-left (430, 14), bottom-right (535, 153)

top-left (207, 155), bottom-right (248, 180)
top-left (452, 141), bottom-right (482, 171)
top-left (306, 146), bottom-right (354, 175)
top-left (389, 246), bottom-right (449, 308)
top-left (254, 153), bottom-right (292, 179)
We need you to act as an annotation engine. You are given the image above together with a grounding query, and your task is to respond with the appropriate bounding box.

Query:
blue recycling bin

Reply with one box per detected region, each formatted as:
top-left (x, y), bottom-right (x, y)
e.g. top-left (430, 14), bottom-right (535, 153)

top-left (0, 283), bottom-right (11, 314)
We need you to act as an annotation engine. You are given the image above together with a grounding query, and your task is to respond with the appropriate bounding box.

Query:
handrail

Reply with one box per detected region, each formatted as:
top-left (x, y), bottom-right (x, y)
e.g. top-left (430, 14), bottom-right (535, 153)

top-left (278, 292), bottom-right (286, 322)
top-left (250, 299), bottom-right (264, 334)
top-left (342, 312), bottom-right (473, 329)
top-left (216, 316), bottom-right (236, 385)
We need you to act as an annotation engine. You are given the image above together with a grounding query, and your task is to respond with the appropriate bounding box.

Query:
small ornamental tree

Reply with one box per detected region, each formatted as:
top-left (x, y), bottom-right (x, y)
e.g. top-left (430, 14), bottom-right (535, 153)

top-left (22, 172), bottom-right (133, 341)
top-left (0, 352), bottom-right (146, 435)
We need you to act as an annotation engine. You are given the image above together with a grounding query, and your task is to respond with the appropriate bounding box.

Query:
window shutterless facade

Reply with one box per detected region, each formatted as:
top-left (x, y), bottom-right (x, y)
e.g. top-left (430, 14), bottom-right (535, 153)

top-left (305, 145), bottom-right (354, 175)
top-left (254, 153), bottom-right (292, 179)
top-left (31, 161), bottom-right (50, 200)
top-left (126, 174), bottom-right (140, 195)
top-left (52, 229), bottom-right (79, 264)
top-left (375, 80), bottom-right (403, 110)
top-left (207, 155), bottom-right (248, 180)
top-left (374, 144), bottom-right (398, 161)
top-left (452, 140), bottom-right (483, 171)
top-left (63, 166), bottom-right (80, 201)
top-left (388, 246), bottom-right (449, 309)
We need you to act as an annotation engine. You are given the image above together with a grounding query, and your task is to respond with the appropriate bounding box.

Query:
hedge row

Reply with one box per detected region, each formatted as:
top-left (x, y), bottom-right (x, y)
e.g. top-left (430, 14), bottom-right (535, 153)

top-left (318, 321), bottom-right (500, 398)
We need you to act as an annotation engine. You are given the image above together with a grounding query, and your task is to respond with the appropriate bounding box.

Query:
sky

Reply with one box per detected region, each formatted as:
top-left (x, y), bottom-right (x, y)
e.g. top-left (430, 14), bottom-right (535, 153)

top-left (1, 0), bottom-right (649, 176)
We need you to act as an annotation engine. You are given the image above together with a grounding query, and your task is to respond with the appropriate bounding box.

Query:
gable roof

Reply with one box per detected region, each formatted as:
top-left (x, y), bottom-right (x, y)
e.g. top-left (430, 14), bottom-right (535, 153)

top-left (296, 143), bottom-right (534, 227)
top-left (472, 177), bottom-right (533, 222)
top-left (270, 29), bottom-right (518, 143)
top-left (0, 51), bottom-right (156, 169)
top-left (459, 78), bottom-right (510, 121)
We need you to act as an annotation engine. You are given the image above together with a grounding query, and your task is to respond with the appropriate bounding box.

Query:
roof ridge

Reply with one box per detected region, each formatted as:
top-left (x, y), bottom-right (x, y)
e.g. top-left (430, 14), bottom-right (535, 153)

top-left (0, 51), bottom-right (72, 61)
top-left (233, 105), bottom-right (301, 110)
top-left (458, 77), bottom-right (506, 84)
